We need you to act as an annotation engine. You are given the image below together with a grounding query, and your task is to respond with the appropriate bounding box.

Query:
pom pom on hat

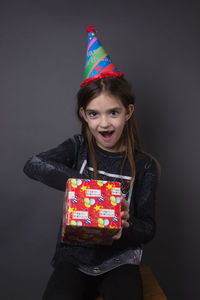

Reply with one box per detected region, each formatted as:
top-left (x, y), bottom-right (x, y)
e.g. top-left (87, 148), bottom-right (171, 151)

top-left (80, 26), bottom-right (124, 88)
top-left (87, 25), bottom-right (97, 34)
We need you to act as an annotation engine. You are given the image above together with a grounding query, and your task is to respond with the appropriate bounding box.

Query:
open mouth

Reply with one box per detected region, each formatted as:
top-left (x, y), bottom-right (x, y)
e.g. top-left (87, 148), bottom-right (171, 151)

top-left (99, 130), bottom-right (114, 140)
top-left (99, 130), bottom-right (114, 137)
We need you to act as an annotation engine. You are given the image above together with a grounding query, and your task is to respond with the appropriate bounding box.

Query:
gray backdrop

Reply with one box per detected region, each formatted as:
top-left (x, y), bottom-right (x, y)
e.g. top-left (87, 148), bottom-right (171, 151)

top-left (1, 0), bottom-right (199, 299)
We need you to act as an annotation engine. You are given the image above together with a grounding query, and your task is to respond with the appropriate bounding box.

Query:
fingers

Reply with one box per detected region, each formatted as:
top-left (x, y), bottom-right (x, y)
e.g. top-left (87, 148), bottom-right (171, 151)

top-left (120, 195), bottom-right (129, 211)
top-left (120, 194), bottom-right (129, 216)
top-left (112, 220), bottom-right (129, 241)
top-left (121, 210), bottom-right (129, 220)
top-left (119, 196), bottom-right (130, 229)
top-left (112, 196), bottom-right (130, 241)
top-left (121, 219), bottom-right (130, 228)
top-left (112, 228), bottom-right (122, 240)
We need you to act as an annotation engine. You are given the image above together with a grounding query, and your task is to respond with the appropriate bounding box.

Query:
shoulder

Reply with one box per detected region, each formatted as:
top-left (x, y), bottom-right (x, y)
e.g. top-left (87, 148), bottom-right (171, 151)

top-left (57, 134), bottom-right (85, 149)
top-left (70, 134), bottom-right (85, 146)
top-left (63, 134), bottom-right (87, 156)
top-left (134, 150), bottom-right (160, 178)
top-left (37, 134), bottom-right (86, 160)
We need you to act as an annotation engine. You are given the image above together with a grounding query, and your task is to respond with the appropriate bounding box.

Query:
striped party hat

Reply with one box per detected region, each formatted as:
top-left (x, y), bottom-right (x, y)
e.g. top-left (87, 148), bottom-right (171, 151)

top-left (80, 26), bottom-right (124, 88)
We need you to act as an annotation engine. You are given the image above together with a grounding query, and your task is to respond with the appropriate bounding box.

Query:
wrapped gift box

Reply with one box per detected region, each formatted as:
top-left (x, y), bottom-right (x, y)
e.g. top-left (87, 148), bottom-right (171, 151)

top-left (61, 178), bottom-right (121, 245)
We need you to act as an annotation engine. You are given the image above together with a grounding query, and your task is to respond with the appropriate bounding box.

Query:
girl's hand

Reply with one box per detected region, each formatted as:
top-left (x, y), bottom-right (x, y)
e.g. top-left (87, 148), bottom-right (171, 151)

top-left (112, 195), bottom-right (130, 240)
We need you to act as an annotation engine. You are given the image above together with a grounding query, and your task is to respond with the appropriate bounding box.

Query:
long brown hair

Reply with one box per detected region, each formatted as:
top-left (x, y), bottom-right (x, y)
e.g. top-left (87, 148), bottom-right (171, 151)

top-left (76, 77), bottom-right (160, 181)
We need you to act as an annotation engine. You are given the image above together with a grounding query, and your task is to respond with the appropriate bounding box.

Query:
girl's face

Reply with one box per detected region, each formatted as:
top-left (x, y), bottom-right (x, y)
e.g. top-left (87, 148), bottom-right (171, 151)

top-left (80, 92), bottom-right (134, 152)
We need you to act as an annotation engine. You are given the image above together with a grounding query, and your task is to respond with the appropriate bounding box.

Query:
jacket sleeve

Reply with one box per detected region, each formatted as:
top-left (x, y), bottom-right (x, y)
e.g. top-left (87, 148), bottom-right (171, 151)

top-left (23, 136), bottom-right (89, 192)
top-left (119, 158), bottom-right (159, 246)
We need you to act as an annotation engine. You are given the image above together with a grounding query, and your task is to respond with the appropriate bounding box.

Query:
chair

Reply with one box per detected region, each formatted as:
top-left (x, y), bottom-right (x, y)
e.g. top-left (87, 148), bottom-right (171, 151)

top-left (95, 265), bottom-right (167, 300)
top-left (139, 266), bottom-right (167, 299)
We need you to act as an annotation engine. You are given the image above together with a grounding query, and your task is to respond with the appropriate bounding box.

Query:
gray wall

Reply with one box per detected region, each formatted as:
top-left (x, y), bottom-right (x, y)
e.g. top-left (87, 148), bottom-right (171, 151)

top-left (1, 0), bottom-right (199, 299)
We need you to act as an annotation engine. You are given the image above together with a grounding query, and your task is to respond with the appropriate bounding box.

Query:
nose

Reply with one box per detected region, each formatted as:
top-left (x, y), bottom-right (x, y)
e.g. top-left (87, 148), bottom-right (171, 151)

top-left (99, 115), bottom-right (110, 128)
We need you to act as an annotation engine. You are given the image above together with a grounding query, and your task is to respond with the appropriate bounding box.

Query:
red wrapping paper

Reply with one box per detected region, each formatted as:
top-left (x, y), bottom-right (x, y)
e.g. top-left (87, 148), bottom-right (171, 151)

top-left (62, 178), bottom-right (121, 245)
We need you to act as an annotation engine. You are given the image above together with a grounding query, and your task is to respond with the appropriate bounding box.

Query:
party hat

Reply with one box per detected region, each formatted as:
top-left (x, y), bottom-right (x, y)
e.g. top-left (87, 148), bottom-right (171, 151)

top-left (80, 26), bottom-right (124, 88)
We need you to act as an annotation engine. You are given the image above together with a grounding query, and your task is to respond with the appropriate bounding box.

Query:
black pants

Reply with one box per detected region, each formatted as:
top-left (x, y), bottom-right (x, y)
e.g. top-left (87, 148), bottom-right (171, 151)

top-left (42, 262), bottom-right (143, 300)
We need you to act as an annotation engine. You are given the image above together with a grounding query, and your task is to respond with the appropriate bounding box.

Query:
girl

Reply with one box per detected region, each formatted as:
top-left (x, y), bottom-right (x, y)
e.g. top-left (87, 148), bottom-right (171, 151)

top-left (23, 27), bottom-right (160, 300)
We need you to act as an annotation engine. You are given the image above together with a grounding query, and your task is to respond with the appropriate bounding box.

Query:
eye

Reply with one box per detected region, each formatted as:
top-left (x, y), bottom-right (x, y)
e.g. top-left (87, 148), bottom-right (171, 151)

top-left (110, 110), bottom-right (119, 116)
top-left (88, 111), bottom-right (97, 118)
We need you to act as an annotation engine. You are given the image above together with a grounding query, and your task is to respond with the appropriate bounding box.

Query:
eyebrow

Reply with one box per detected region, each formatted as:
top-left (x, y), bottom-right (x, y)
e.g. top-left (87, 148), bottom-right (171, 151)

top-left (86, 107), bottom-right (122, 113)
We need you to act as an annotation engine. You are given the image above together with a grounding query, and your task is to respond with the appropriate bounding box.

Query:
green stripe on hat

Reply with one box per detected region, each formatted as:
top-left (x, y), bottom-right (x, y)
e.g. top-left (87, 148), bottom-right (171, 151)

top-left (84, 46), bottom-right (106, 78)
